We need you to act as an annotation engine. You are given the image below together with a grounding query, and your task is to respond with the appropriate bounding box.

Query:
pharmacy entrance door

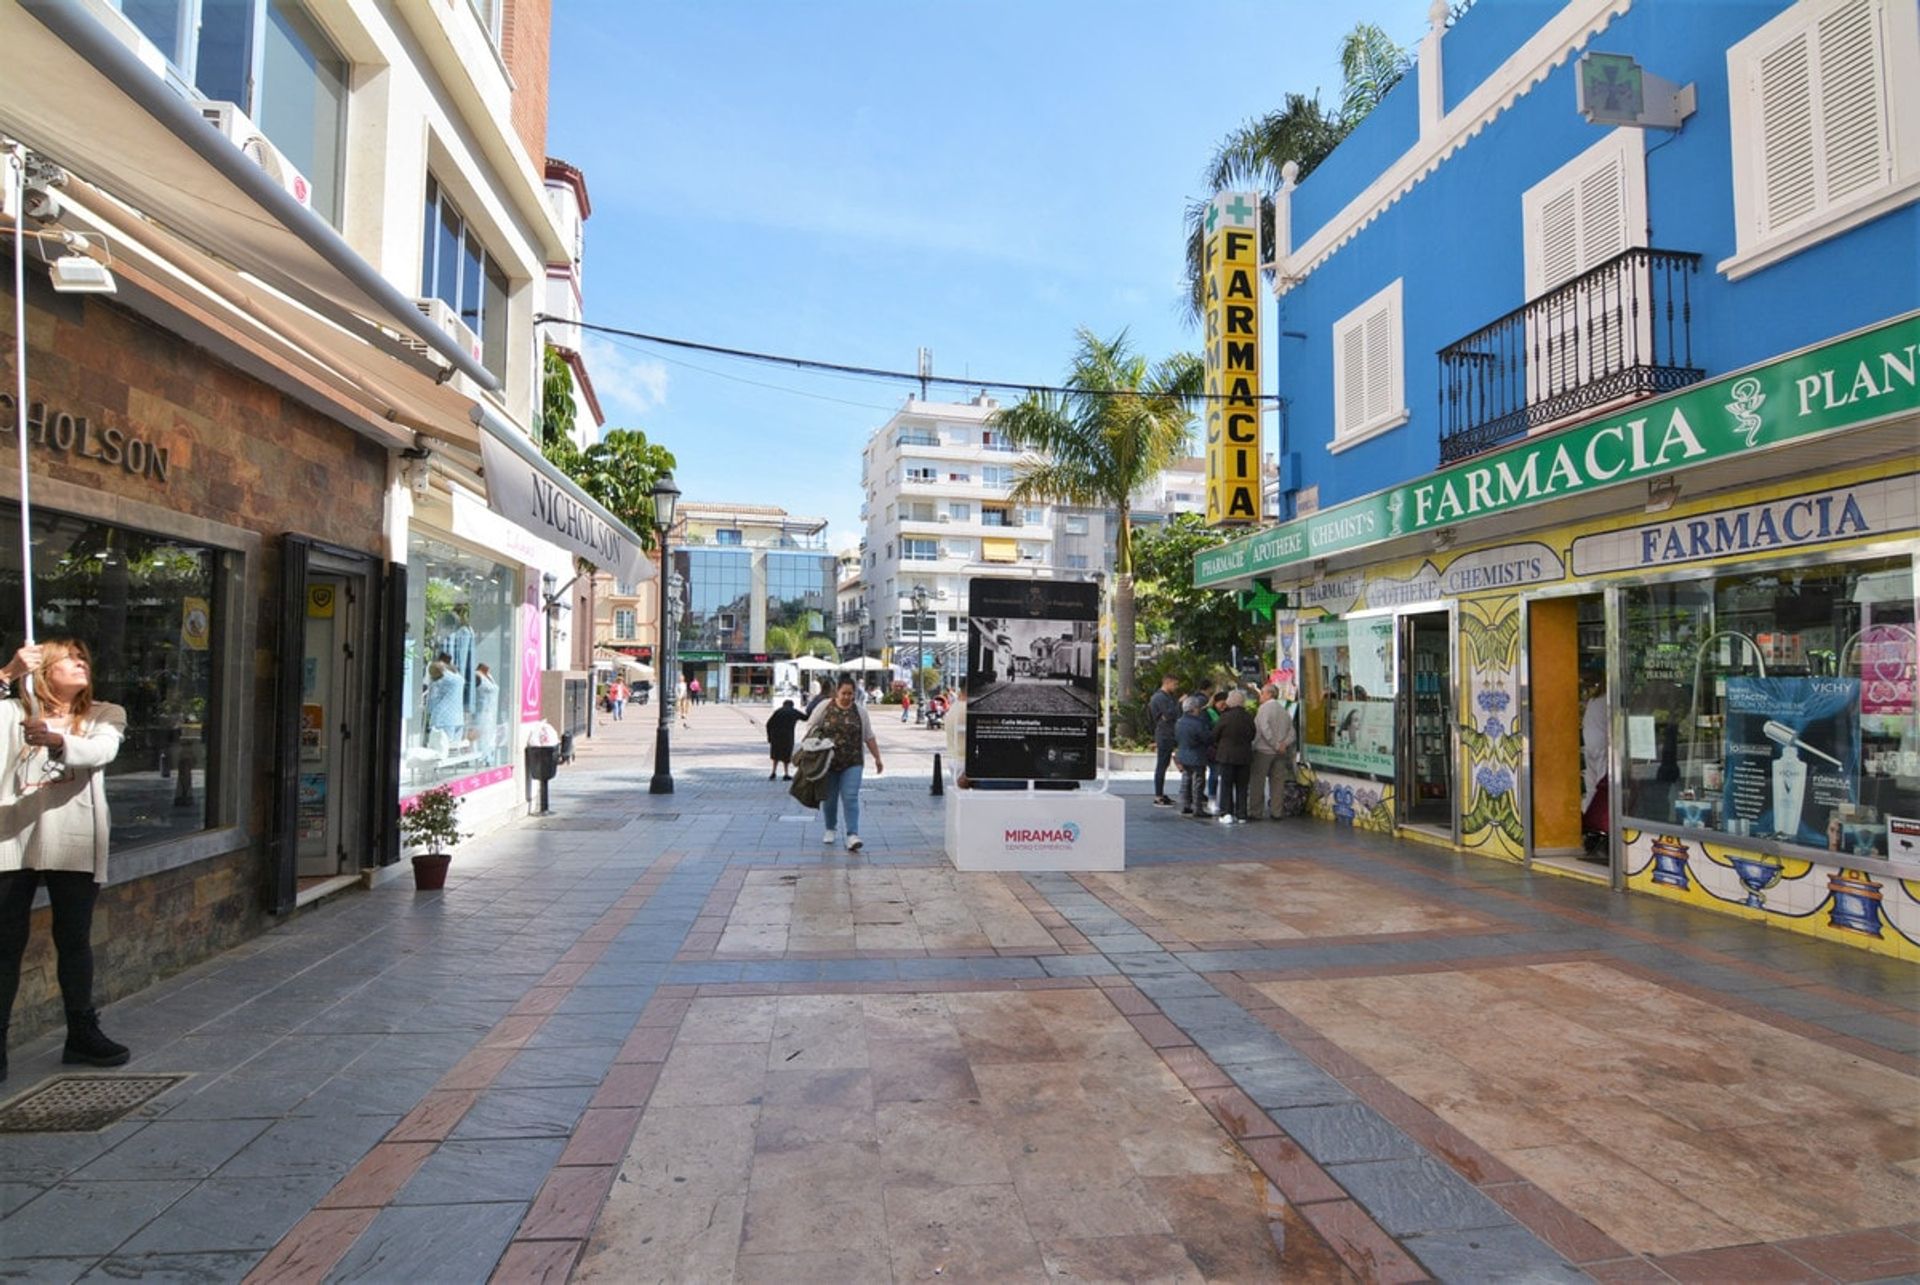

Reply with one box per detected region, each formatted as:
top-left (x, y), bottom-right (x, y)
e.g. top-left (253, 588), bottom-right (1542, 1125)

top-left (1396, 610), bottom-right (1455, 833)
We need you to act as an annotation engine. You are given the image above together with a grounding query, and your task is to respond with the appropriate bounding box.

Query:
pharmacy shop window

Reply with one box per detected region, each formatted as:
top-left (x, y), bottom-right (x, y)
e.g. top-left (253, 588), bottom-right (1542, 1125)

top-left (1298, 615), bottom-right (1397, 781)
top-left (1619, 555), bottom-right (1917, 864)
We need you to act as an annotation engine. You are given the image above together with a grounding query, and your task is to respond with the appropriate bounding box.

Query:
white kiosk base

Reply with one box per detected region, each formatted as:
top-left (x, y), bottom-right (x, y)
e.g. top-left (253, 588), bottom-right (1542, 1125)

top-left (944, 787), bottom-right (1125, 872)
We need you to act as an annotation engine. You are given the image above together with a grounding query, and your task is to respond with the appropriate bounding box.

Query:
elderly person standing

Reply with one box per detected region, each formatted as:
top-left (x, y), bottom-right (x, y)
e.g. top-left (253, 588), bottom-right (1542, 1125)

top-left (1249, 684), bottom-right (1297, 821)
top-left (1173, 695), bottom-right (1214, 818)
top-left (0, 641), bottom-right (130, 1079)
top-left (1212, 690), bottom-right (1257, 825)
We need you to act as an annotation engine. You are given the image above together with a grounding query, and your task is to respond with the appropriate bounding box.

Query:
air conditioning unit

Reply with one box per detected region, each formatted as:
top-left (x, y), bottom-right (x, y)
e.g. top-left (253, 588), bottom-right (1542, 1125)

top-left (937, 513), bottom-right (952, 523)
top-left (200, 102), bottom-right (313, 209)
top-left (406, 297), bottom-right (486, 367)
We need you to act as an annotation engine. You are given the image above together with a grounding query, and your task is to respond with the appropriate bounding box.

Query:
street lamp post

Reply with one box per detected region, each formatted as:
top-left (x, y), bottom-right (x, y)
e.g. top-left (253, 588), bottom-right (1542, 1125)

top-left (910, 584), bottom-right (929, 724)
top-left (648, 471), bottom-right (681, 795)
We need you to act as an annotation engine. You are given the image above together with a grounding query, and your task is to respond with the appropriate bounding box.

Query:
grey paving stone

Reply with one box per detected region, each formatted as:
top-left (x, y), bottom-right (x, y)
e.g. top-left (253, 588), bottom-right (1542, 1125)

top-left (895, 958), bottom-right (977, 981)
top-left (0, 1121), bottom-right (149, 1185)
top-left (449, 1086), bottom-right (593, 1141)
top-left (1400, 1223), bottom-right (1585, 1284)
top-left (294, 1065), bottom-right (444, 1119)
top-left (117, 1174), bottom-right (337, 1253)
top-left (663, 963), bottom-right (745, 983)
top-left (153, 1071), bottom-right (324, 1121)
top-left (522, 1013), bottom-right (632, 1050)
top-left (72, 1120), bottom-right (270, 1182)
top-left (392, 1137), bottom-right (567, 1205)
top-left (0, 1182), bottom-right (46, 1218)
top-left (0, 1180), bottom-right (195, 1257)
top-left (79, 1250), bottom-right (266, 1282)
top-left (492, 1044), bottom-right (618, 1090)
top-left (964, 958), bottom-right (1046, 980)
top-left (1086, 934), bottom-right (1165, 954)
top-left (342, 1032), bottom-right (481, 1075)
top-left (0, 1255), bottom-right (97, 1283)
top-left (553, 985), bottom-right (654, 1015)
top-left (816, 959), bottom-right (903, 982)
top-left (1038, 955), bottom-right (1117, 977)
top-left (1817, 1010), bottom-right (1920, 1054)
top-left (1223, 1058), bottom-right (1354, 1110)
top-left (1270, 1103), bottom-right (1421, 1164)
top-left (1327, 1155), bottom-right (1513, 1237)
top-left (1130, 974), bottom-right (1221, 999)
top-left (214, 1112), bottom-right (399, 1180)
top-left (126, 1032), bottom-right (282, 1076)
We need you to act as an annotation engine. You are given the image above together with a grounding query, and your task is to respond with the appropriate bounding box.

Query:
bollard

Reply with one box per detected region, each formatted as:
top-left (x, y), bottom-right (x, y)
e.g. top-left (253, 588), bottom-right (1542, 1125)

top-left (931, 751), bottom-right (944, 796)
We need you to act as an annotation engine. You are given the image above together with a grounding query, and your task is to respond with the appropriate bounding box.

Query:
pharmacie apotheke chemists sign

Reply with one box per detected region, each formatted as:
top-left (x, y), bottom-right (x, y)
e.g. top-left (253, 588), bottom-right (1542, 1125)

top-left (1193, 313), bottom-right (1920, 588)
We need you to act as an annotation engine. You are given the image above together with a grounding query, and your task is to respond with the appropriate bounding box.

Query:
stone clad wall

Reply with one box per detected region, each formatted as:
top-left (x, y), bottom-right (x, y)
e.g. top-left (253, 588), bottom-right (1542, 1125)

top-left (4, 278), bottom-right (390, 1037)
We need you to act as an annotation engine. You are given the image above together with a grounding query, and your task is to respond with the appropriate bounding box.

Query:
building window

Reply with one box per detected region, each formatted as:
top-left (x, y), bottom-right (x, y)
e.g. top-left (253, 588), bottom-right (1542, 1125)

top-left (902, 539), bottom-right (939, 562)
top-left (421, 175), bottom-right (512, 378)
top-left (905, 467), bottom-right (938, 484)
top-left (614, 609), bottom-right (637, 640)
top-left (982, 466), bottom-right (1014, 488)
top-left (1064, 515), bottom-right (1089, 535)
top-left (1065, 554), bottom-right (1089, 570)
top-left (714, 529), bottom-right (743, 546)
top-left (1022, 507), bottom-right (1046, 526)
top-left (1618, 554), bottom-right (1916, 863)
top-left (1298, 617), bottom-right (1397, 779)
top-left (982, 507), bottom-right (1009, 528)
top-left (404, 533), bottom-right (515, 791)
top-left (1330, 278), bottom-right (1407, 451)
top-left (466, 0), bottom-right (503, 42)
top-left (1523, 130), bottom-right (1644, 296)
top-left (1725, 0), bottom-right (1920, 273)
top-left (123, 0), bottom-right (348, 224)
top-left (1, 505), bottom-right (229, 851)
top-left (949, 502), bottom-right (970, 521)
top-left (947, 472), bottom-right (973, 484)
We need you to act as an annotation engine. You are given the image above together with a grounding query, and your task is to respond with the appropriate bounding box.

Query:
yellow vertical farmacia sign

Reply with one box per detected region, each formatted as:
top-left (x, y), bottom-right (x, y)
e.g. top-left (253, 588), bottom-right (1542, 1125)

top-left (1203, 191), bottom-right (1261, 526)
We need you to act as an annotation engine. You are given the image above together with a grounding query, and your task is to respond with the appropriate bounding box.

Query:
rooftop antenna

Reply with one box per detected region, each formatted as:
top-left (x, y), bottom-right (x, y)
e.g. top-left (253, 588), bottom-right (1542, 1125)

top-left (916, 347), bottom-right (932, 401)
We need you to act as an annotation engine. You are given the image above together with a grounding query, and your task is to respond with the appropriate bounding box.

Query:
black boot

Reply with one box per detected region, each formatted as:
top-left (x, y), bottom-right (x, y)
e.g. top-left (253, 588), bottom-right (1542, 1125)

top-left (63, 1009), bottom-right (130, 1068)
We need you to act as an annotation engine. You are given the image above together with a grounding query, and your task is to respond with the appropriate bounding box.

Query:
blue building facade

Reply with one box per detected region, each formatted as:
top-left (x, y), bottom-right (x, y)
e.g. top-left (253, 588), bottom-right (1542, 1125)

top-left (1198, 0), bottom-right (1920, 957)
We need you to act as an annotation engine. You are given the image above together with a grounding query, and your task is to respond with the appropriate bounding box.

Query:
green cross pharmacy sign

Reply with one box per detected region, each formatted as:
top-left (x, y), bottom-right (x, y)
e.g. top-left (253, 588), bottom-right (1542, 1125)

top-left (1194, 312), bottom-right (1920, 588)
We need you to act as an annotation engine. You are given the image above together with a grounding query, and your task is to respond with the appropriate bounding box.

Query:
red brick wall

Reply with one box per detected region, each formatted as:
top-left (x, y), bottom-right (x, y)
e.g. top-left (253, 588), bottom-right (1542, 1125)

top-left (502, 0), bottom-right (553, 168)
top-left (3, 276), bottom-right (390, 1040)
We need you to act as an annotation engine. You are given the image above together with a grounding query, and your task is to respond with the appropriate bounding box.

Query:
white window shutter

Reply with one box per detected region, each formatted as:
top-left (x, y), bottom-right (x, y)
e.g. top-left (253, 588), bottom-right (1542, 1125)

top-left (1577, 153), bottom-right (1628, 268)
top-left (1814, 0), bottom-right (1890, 204)
top-left (1339, 324), bottom-right (1367, 436)
top-left (1363, 303), bottom-right (1394, 424)
top-left (1756, 27), bottom-right (1818, 235)
top-left (1538, 188), bottom-right (1581, 290)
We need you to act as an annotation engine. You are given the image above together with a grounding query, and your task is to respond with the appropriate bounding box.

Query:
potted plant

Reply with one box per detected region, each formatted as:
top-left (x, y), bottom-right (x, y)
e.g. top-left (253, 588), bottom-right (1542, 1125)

top-left (400, 785), bottom-right (463, 890)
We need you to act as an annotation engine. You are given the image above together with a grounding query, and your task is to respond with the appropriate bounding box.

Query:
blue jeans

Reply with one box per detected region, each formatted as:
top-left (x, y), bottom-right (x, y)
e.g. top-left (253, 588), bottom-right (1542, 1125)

top-left (822, 764), bottom-right (864, 835)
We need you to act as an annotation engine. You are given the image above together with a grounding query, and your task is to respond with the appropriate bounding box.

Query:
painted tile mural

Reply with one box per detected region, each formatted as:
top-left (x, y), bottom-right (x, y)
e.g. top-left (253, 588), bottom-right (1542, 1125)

top-left (1458, 597), bottom-right (1524, 861)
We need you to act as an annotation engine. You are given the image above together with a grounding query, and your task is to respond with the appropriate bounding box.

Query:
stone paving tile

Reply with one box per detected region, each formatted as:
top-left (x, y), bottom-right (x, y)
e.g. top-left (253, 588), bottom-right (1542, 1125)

top-left (3, 1180), bottom-right (197, 1257)
top-left (392, 1138), bottom-right (569, 1206)
top-left (117, 1174), bottom-right (338, 1254)
top-left (78, 1250), bottom-right (265, 1282)
top-left (324, 1200), bottom-right (526, 1283)
top-left (71, 1119), bottom-right (270, 1182)
top-left (1328, 1154), bottom-right (1521, 1237)
top-left (1401, 1221), bottom-right (1590, 1282)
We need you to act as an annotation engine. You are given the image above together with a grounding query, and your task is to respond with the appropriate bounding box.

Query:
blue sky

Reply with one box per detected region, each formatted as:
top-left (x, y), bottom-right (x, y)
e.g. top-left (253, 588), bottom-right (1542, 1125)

top-left (548, 0), bottom-right (1436, 549)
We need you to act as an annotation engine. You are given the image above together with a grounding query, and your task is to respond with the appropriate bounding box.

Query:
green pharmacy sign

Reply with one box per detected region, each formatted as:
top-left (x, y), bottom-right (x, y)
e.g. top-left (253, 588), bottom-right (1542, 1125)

top-left (1194, 313), bottom-right (1919, 589)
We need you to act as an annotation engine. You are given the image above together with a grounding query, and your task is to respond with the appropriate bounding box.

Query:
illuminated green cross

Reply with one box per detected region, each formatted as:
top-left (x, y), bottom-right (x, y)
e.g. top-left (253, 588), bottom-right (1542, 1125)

top-left (1224, 195), bottom-right (1254, 224)
top-left (1238, 582), bottom-right (1283, 622)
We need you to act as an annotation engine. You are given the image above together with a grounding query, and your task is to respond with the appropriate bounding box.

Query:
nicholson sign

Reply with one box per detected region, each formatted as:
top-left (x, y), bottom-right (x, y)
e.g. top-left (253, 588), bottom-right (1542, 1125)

top-left (478, 430), bottom-right (651, 585)
top-left (1195, 312), bottom-right (1920, 587)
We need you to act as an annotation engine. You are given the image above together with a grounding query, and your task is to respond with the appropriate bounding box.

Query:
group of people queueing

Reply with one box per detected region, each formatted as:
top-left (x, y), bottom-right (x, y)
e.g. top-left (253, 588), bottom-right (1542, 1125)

top-left (1149, 673), bottom-right (1298, 824)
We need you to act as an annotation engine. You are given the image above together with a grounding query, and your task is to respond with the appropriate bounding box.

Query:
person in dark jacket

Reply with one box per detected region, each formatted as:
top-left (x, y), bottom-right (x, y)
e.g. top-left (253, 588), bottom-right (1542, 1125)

top-left (1147, 674), bottom-right (1181, 807)
top-left (765, 699), bottom-right (803, 781)
top-left (1205, 689), bottom-right (1229, 809)
top-left (1173, 696), bottom-right (1214, 817)
top-left (1211, 690), bottom-right (1257, 824)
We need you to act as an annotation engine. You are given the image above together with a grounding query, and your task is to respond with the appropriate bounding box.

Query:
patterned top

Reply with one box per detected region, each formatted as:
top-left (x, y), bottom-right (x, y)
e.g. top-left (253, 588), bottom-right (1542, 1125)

top-left (817, 700), bottom-right (866, 772)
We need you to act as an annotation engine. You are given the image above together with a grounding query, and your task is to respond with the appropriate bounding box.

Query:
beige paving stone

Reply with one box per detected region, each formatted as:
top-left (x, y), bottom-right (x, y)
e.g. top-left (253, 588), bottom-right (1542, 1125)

top-left (861, 993), bottom-right (959, 1042)
top-left (676, 995), bottom-right (780, 1043)
top-left (1090, 862), bottom-right (1488, 941)
top-left (1013, 1174), bottom-right (1175, 1241)
top-left (612, 1105), bottom-right (758, 1196)
top-left (1039, 1233), bottom-right (1207, 1284)
top-left (883, 1181), bottom-right (1047, 1282)
top-left (575, 1188), bottom-right (746, 1283)
top-left (877, 1100), bottom-right (1014, 1188)
top-left (650, 1039), bottom-right (772, 1107)
top-left (769, 995), bottom-right (870, 1070)
top-left (735, 1248), bottom-right (895, 1284)
top-left (741, 1143), bottom-right (887, 1255)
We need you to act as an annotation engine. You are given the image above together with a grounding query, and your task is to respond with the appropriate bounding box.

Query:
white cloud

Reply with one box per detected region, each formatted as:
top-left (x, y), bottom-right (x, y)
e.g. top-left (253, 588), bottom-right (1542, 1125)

top-left (581, 334), bottom-right (670, 426)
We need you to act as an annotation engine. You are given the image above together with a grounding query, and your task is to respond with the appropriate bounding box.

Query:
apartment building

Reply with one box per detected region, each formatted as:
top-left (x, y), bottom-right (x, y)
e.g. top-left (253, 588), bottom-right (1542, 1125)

top-left (0, 0), bottom-right (647, 1033)
top-left (859, 396), bottom-right (1213, 677)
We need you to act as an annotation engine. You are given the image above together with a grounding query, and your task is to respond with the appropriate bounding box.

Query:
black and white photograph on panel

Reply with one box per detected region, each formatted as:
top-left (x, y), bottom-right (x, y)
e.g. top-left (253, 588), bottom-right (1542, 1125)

top-left (964, 576), bottom-right (1099, 780)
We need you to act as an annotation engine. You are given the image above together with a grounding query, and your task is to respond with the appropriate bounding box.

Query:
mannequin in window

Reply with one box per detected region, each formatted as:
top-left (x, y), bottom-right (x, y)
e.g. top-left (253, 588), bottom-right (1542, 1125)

top-left (447, 606), bottom-right (476, 711)
top-left (425, 653), bottom-right (465, 743)
top-left (471, 662), bottom-right (500, 761)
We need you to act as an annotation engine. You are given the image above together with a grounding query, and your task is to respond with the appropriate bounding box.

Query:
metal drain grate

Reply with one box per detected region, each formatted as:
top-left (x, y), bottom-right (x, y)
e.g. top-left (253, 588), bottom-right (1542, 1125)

top-left (0, 1074), bottom-right (188, 1133)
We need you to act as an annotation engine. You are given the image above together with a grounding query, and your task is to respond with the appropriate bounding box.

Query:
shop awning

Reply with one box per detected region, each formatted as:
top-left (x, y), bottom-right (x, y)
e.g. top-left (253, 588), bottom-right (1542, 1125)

top-left (982, 537), bottom-right (1018, 563)
top-left (0, 0), bottom-right (496, 389)
top-left (470, 403), bottom-right (656, 585)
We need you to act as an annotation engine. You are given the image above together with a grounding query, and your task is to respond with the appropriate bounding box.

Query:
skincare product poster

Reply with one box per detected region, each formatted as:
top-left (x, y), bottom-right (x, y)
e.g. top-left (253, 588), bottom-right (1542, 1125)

top-left (1722, 677), bottom-right (1860, 845)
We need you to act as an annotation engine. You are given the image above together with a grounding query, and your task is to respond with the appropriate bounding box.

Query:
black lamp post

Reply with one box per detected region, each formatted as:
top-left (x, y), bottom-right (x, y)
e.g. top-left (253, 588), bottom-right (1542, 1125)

top-left (648, 470), bottom-right (681, 795)
top-left (910, 584), bottom-right (929, 724)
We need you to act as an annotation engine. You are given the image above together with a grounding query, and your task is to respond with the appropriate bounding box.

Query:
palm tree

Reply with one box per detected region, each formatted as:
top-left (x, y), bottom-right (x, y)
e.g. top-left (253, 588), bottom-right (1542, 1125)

top-left (765, 622), bottom-right (836, 660)
top-left (1181, 22), bottom-right (1412, 322)
top-left (990, 329), bottom-right (1202, 726)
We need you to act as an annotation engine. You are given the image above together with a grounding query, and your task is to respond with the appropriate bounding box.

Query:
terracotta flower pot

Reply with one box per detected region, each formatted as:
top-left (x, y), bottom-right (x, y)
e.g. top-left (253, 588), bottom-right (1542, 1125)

top-left (412, 853), bottom-right (452, 891)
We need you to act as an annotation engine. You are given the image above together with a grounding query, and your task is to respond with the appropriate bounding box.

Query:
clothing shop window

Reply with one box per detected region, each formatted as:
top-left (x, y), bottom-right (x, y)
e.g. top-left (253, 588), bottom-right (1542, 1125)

top-left (421, 175), bottom-right (511, 377)
top-left (1619, 554), bottom-right (1917, 863)
top-left (142, 0), bottom-right (348, 225)
top-left (1298, 616), bottom-right (1397, 780)
top-left (403, 533), bottom-right (515, 792)
top-left (0, 506), bottom-right (227, 851)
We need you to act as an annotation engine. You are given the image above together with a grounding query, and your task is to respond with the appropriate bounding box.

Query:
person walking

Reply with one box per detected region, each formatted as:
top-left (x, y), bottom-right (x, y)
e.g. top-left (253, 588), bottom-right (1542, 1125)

top-left (899, 691), bottom-right (912, 724)
top-left (1173, 695), bottom-right (1214, 818)
top-left (688, 676), bottom-right (703, 707)
top-left (804, 678), bottom-right (884, 852)
top-left (609, 679), bottom-right (628, 722)
top-left (765, 698), bottom-right (802, 781)
top-left (1249, 684), bottom-right (1297, 820)
top-left (0, 641), bottom-right (131, 1080)
top-left (1213, 690), bottom-right (1256, 824)
top-left (1148, 673), bottom-right (1181, 807)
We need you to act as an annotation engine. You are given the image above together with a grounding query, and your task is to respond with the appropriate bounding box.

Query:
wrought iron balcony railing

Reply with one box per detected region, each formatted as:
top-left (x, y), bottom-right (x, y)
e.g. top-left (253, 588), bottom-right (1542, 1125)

top-left (1438, 248), bottom-right (1704, 464)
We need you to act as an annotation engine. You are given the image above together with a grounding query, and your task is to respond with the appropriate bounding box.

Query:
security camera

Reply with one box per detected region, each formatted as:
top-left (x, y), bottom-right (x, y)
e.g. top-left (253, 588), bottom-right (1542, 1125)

top-left (22, 185), bottom-right (61, 223)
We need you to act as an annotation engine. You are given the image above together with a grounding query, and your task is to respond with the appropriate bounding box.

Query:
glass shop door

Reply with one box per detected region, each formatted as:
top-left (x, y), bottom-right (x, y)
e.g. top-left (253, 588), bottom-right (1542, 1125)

top-left (1397, 610), bottom-right (1455, 829)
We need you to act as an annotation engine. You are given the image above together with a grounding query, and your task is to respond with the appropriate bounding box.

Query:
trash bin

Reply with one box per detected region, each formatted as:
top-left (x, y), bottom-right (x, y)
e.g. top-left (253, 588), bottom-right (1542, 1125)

top-left (526, 743), bottom-right (560, 814)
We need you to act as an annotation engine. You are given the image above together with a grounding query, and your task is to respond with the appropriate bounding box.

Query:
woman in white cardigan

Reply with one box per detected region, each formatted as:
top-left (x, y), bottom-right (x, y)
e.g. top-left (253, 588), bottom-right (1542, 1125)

top-left (0, 640), bottom-right (129, 1080)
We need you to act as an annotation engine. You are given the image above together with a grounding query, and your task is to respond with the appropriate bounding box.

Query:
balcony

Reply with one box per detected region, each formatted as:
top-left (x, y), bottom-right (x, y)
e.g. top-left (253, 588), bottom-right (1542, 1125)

top-left (1438, 248), bottom-right (1703, 464)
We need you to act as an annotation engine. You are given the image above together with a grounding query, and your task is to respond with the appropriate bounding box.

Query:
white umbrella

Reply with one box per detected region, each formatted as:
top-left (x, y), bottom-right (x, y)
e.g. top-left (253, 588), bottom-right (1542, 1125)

top-left (791, 655), bottom-right (838, 673)
top-left (840, 656), bottom-right (891, 672)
